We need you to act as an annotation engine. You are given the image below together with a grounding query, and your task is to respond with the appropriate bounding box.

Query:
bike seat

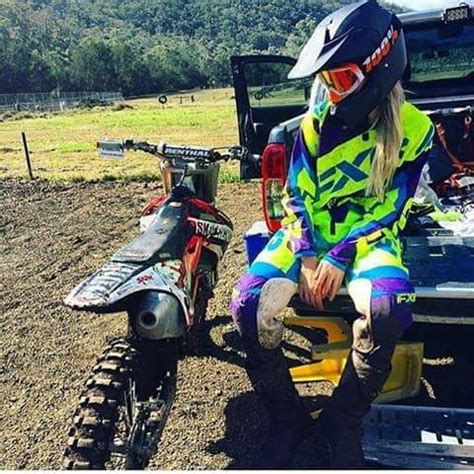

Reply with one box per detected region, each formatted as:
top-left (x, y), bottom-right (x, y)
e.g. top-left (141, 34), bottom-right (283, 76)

top-left (112, 202), bottom-right (188, 264)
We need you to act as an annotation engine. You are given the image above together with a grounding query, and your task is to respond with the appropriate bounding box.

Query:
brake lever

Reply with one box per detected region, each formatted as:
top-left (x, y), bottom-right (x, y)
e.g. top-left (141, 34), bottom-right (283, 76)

top-left (219, 145), bottom-right (251, 162)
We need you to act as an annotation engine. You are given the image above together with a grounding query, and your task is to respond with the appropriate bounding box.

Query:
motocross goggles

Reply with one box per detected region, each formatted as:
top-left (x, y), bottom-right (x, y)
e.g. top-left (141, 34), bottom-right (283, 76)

top-left (318, 63), bottom-right (366, 104)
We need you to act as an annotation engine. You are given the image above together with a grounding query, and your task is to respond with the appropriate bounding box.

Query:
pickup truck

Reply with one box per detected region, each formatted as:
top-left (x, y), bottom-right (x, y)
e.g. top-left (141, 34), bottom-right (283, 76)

top-left (231, 3), bottom-right (474, 468)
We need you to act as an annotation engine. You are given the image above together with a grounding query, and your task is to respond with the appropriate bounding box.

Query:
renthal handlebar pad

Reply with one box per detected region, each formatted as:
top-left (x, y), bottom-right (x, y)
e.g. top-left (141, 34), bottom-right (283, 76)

top-left (157, 142), bottom-right (214, 161)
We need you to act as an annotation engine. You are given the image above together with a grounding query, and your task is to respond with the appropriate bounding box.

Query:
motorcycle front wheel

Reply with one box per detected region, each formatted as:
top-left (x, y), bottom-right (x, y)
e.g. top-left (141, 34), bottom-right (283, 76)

top-left (63, 337), bottom-right (177, 470)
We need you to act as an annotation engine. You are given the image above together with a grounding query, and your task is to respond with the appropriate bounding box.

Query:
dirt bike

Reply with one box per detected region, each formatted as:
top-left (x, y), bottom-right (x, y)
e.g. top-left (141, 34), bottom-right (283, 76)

top-left (63, 139), bottom-right (249, 469)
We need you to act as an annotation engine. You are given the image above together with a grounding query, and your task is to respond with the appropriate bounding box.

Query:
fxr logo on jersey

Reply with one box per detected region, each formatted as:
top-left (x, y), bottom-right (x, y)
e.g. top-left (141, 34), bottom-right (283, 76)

top-left (396, 293), bottom-right (416, 304)
top-left (362, 25), bottom-right (399, 73)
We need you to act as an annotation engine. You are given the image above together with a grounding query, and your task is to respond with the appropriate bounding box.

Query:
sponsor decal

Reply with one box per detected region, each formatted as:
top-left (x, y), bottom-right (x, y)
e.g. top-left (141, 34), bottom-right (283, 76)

top-left (137, 274), bottom-right (154, 285)
top-left (362, 25), bottom-right (399, 73)
top-left (396, 293), bottom-right (416, 304)
top-left (154, 260), bottom-right (183, 286)
top-left (188, 217), bottom-right (232, 242)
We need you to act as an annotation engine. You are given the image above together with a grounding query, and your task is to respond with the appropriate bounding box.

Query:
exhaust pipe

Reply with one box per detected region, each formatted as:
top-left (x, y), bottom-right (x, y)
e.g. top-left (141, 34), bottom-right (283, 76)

top-left (130, 291), bottom-right (186, 340)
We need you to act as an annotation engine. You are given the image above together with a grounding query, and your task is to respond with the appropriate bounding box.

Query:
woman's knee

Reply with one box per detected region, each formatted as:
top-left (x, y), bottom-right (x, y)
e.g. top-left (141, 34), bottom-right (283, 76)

top-left (349, 276), bottom-right (414, 332)
top-left (350, 277), bottom-right (415, 387)
top-left (230, 273), bottom-right (297, 349)
top-left (371, 277), bottom-right (415, 331)
top-left (230, 273), bottom-right (267, 338)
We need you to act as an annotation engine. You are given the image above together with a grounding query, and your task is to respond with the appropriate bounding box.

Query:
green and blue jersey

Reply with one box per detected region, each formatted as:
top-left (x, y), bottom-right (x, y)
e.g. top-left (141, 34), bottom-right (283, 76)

top-left (281, 100), bottom-right (434, 271)
top-left (231, 100), bottom-right (433, 339)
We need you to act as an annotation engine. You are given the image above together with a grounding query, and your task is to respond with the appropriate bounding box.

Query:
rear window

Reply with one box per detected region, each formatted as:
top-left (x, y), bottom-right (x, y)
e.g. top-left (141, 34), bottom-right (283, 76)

top-left (404, 21), bottom-right (474, 93)
top-left (244, 61), bottom-right (313, 108)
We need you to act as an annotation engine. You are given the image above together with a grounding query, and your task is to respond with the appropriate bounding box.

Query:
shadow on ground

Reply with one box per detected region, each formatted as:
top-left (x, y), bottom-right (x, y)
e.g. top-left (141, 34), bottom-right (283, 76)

top-left (198, 313), bottom-right (328, 369)
top-left (206, 390), bottom-right (331, 469)
top-left (199, 314), bottom-right (333, 468)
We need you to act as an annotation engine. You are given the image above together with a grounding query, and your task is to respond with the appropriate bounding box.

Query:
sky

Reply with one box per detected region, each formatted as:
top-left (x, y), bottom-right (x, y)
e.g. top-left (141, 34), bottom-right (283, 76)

top-left (391, 0), bottom-right (471, 10)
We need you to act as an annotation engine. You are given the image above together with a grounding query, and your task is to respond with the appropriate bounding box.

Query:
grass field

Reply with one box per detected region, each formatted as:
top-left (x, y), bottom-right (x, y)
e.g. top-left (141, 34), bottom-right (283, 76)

top-left (0, 88), bottom-right (240, 182)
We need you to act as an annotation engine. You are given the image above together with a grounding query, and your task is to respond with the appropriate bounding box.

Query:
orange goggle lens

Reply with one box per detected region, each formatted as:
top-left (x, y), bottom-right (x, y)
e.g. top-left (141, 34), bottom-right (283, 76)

top-left (319, 64), bottom-right (366, 104)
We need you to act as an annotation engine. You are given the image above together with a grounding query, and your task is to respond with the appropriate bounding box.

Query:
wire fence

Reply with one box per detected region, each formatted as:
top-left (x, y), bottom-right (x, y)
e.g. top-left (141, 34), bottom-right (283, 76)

top-left (0, 91), bottom-right (123, 113)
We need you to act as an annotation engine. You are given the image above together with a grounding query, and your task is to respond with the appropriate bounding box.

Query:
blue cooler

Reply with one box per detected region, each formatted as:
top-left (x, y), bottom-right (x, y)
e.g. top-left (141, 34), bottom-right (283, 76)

top-left (244, 221), bottom-right (271, 266)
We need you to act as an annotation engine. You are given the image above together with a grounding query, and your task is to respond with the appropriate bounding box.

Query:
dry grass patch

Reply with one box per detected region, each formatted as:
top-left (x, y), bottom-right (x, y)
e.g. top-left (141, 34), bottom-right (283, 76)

top-left (0, 88), bottom-right (239, 182)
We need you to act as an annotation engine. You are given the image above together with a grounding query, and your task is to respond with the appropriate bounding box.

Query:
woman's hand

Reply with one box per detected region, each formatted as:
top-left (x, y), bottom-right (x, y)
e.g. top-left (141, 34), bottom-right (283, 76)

top-left (313, 259), bottom-right (345, 303)
top-left (300, 257), bottom-right (345, 309)
top-left (299, 257), bottom-right (323, 309)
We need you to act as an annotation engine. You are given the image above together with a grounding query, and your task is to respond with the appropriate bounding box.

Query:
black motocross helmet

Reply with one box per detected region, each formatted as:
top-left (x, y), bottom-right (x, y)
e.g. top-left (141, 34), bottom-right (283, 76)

top-left (288, 0), bottom-right (407, 127)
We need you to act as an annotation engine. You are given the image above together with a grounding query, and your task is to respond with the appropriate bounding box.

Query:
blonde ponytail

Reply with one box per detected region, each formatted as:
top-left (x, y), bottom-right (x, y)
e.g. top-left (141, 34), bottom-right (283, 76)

top-left (366, 81), bottom-right (405, 201)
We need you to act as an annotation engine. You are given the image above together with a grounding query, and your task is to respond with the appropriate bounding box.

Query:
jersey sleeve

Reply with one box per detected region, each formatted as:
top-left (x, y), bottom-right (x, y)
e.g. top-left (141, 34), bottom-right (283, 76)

top-left (280, 113), bottom-right (320, 258)
top-left (323, 122), bottom-right (435, 272)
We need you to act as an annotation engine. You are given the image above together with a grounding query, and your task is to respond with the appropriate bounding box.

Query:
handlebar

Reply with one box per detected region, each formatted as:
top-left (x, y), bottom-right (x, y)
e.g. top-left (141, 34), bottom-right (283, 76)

top-left (98, 139), bottom-right (251, 163)
top-left (157, 142), bottom-right (217, 161)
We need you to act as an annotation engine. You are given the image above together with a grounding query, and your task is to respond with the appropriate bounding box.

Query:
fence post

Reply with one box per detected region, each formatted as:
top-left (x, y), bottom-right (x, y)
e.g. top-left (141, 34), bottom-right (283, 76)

top-left (21, 132), bottom-right (34, 180)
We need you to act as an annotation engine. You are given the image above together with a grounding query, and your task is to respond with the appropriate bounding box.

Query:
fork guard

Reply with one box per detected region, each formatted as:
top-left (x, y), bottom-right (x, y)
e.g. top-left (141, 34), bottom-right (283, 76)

top-left (284, 315), bottom-right (423, 403)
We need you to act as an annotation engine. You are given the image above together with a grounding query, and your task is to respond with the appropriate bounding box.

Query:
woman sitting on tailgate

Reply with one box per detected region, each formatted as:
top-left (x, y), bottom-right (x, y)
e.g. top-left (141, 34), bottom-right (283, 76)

top-left (230, 0), bottom-right (434, 469)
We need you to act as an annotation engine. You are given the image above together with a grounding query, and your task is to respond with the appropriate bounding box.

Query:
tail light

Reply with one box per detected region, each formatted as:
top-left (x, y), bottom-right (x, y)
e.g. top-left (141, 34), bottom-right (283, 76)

top-left (261, 143), bottom-right (287, 232)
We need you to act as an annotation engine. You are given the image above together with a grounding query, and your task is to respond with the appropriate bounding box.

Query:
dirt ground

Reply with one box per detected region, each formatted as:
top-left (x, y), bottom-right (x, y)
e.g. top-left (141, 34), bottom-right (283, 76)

top-left (1, 179), bottom-right (473, 469)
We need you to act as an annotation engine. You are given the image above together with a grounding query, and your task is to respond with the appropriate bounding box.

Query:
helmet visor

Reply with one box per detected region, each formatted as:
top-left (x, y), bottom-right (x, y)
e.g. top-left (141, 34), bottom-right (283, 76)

top-left (319, 63), bottom-right (366, 104)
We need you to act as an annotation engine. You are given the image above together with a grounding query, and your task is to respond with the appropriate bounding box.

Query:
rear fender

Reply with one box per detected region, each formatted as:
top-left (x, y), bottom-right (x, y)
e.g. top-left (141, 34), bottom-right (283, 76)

top-left (110, 267), bottom-right (191, 321)
top-left (65, 264), bottom-right (192, 321)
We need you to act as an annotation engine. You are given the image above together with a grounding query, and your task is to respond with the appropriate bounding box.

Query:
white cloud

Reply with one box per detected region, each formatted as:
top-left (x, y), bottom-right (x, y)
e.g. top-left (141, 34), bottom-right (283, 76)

top-left (391, 0), bottom-right (470, 10)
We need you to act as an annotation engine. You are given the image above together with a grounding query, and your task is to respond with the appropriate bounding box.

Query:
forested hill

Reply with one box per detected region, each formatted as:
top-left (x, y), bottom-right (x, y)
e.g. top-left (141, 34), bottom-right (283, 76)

top-left (0, 0), bottom-right (402, 95)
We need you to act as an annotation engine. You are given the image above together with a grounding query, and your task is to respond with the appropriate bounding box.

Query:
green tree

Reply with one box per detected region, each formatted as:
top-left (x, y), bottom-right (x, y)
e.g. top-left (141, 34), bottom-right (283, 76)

top-left (0, 0), bottom-right (408, 95)
top-left (69, 35), bottom-right (117, 91)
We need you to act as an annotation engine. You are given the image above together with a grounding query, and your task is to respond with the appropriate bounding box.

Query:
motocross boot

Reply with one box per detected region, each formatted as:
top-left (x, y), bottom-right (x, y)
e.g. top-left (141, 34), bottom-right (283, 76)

top-left (317, 295), bottom-right (406, 468)
top-left (244, 342), bottom-right (313, 469)
top-left (317, 356), bottom-right (371, 469)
